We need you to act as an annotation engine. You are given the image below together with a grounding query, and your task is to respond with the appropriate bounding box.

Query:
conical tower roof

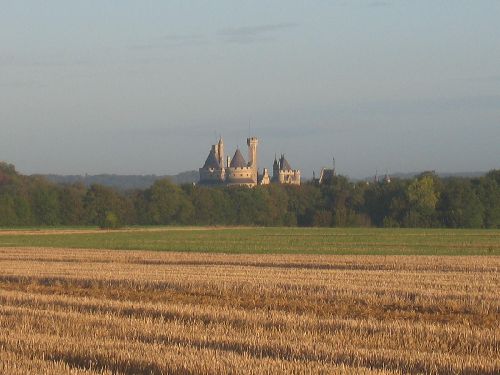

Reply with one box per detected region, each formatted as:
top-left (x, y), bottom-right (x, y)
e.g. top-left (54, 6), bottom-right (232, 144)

top-left (203, 148), bottom-right (221, 169)
top-left (230, 148), bottom-right (247, 168)
top-left (280, 154), bottom-right (292, 171)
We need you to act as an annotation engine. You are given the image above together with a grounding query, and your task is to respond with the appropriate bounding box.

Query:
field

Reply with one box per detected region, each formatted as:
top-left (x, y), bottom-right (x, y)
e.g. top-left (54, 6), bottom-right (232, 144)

top-left (0, 227), bottom-right (499, 255)
top-left (0, 228), bottom-right (499, 374)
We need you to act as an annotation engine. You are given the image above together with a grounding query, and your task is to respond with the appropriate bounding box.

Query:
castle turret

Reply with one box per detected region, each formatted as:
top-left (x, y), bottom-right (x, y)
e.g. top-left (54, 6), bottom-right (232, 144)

top-left (247, 137), bottom-right (258, 169)
top-left (260, 168), bottom-right (270, 185)
top-left (247, 137), bottom-right (258, 184)
top-left (216, 138), bottom-right (224, 167)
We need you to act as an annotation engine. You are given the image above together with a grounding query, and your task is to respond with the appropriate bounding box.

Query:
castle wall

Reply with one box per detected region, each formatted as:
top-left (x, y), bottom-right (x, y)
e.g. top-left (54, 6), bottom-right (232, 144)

top-left (278, 170), bottom-right (301, 185)
top-left (226, 166), bottom-right (257, 186)
top-left (199, 167), bottom-right (225, 184)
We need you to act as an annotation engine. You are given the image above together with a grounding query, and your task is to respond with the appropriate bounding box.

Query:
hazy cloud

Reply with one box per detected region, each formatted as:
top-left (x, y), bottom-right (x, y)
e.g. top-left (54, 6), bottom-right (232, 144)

top-left (349, 94), bottom-right (500, 116)
top-left (366, 1), bottom-right (392, 7)
top-left (0, 52), bottom-right (96, 68)
top-left (218, 23), bottom-right (298, 44)
top-left (471, 74), bottom-right (500, 83)
top-left (119, 124), bottom-right (216, 139)
top-left (0, 79), bottom-right (46, 89)
top-left (339, 1), bottom-right (391, 8)
top-left (0, 55), bottom-right (15, 66)
top-left (130, 34), bottom-right (206, 50)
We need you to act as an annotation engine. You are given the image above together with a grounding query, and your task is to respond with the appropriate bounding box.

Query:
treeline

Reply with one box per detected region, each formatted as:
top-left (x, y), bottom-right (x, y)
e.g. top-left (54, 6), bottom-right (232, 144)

top-left (40, 170), bottom-right (199, 190)
top-left (1, 162), bottom-right (499, 228)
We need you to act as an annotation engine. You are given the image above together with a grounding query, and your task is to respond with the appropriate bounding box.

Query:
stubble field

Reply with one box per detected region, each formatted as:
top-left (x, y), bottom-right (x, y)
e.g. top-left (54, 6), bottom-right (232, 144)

top-left (0, 228), bottom-right (499, 374)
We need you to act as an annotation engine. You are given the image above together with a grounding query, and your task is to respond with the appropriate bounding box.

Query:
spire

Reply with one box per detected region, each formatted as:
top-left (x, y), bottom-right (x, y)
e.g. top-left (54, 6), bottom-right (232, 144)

top-left (273, 153), bottom-right (279, 169)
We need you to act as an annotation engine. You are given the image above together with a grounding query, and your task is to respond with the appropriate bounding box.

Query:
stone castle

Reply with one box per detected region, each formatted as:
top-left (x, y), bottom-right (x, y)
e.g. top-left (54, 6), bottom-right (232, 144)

top-left (199, 137), bottom-right (300, 187)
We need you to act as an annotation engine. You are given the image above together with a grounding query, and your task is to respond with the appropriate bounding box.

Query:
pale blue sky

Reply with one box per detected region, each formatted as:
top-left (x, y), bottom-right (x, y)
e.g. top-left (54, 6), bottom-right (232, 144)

top-left (1, 1), bottom-right (499, 178)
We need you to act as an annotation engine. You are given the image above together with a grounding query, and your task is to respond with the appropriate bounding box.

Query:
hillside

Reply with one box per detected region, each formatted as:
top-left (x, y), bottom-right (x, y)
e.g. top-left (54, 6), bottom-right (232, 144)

top-left (37, 170), bottom-right (199, 190)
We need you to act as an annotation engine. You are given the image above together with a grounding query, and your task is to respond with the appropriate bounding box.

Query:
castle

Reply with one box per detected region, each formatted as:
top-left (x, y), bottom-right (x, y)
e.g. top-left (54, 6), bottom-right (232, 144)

top-left (199, 137), bottom-right (300, 187)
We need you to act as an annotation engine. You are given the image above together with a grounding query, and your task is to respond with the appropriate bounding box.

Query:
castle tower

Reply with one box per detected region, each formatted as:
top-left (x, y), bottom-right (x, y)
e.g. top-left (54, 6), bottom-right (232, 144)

top-left (247, 137), bottom-right (258, 184)
top-left (260, 168), bottom-right (270, 185)
top-left (216, 138), bottom-right (224, 167)
top-left (247, 137), bottom-right (258, 168)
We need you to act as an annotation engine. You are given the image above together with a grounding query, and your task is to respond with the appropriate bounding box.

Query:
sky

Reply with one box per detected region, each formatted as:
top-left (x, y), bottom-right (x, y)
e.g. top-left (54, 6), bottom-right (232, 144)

top-left (1, 1), bottom-right (499, 178)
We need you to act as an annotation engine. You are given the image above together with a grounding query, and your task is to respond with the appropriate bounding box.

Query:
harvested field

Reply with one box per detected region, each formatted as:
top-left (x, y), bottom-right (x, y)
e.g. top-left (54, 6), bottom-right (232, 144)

top-left (0, 247), bottom-right (499, 374)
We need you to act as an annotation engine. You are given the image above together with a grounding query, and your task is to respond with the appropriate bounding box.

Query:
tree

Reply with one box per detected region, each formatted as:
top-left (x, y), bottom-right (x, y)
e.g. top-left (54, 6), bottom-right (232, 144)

top-left (227, 187), bottom-right (261, 225)
top-left (0, 166), bottom-right (33, 226)
top-left (485, 170), bottom-right (500, 185)
top-left (31, 179), bottom-right (60, 225)
top-left (146, 179), bottom-right (193, 225)
top-left (84, 184), bottom-right (128, 226)
top-left (261, 184), bottom-right (290, 226)
top-left (438, 179), bottom-right (484, 228)
top-left (313, 210), bottom-right (332, 227)
top-left (0, 194), bottom-right (18, 226)
top-left (287, 184), bottom-right (321, 226)
top-left (59, 183), bottom-right (86, 225)
top-left (363, 179), bottom-right (406, 227)
top-left (475, 172), bottom-right (500, 228)
top-left (101, 211), bottom-right (121, 229)
top-left (405, 176), bottom-right (439, 227)
top-left (189, 187), bottom-right (233, 225)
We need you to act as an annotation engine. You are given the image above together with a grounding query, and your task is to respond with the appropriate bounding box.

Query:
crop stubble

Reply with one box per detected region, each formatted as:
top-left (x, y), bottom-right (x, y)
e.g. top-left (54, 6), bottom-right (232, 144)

top-left (0, 247), bottom-right (498, 374)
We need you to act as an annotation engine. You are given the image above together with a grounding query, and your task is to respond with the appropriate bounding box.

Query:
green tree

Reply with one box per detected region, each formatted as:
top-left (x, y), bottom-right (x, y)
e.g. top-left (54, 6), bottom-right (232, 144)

top-left (101, 211), bottom-right (121, 229)
top-left (363, 179), bottom-right (406, 227)
top-left (227, 187), bottom-right (261, 225)
top-left (313, 210), bottom-right (332, 227)
top-left (189, 187), bottom-right (233, 225)
top-left (475, 171), bottom-right (500, 228)
top-left (261, 184), bottom-right (290, 226)
top-left (31, 179), bottom-right (60, 225)
top-left (287, 184), bottom-right (321, 226)
top-left (405, 175), bottom-right (439, 227)
top-left (59, 183), bottom-right (86, 225)
top-left (147, 179), bottom-right (194, 225)
top-left (0, 194), bottom-right (18, 226)
top-left (84, 184), bottom-right (127, 226)
top-left (438, 179), bottom-right (484, 228)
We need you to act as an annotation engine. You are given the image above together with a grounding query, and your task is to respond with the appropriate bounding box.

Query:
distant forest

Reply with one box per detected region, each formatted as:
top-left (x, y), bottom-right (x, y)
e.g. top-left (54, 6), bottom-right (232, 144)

top-left (1, 162), bottom-right (499, 228)
top-left (40, 170), bottom-right (199, 190)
